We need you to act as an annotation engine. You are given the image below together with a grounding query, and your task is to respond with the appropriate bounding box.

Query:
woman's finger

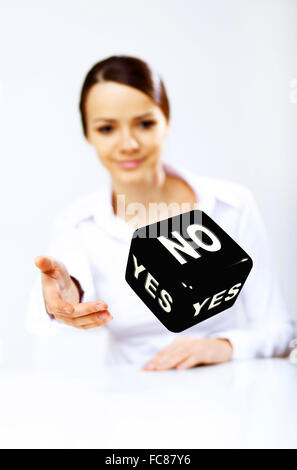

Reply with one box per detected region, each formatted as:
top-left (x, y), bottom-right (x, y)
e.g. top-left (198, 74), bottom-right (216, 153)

top-left (56, 301), bottom-right (109, 318)
top-left (145, 341), bottom-right (186, 366)
top-left (143, 350), bottom-right (190, 370)
top-left (55, 311), bottom-right (113, 328)
top-left (176, 355), bottom-right (203, 370)
top-left (34, 255), bottom-right (52, 272)
top-left (80, 324), bottom-right (98, 330)
top-left (158, 351), bottom-right (191, 370)
top-left (35, 256), bottom-right (61, 276)
top-left (72, 311), bottom-right (113, 327)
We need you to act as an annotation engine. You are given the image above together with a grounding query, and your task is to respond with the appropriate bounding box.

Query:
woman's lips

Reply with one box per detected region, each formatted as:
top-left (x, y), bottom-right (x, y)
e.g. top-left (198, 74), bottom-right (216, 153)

top-left (116, 157), bottom-right (146, 169)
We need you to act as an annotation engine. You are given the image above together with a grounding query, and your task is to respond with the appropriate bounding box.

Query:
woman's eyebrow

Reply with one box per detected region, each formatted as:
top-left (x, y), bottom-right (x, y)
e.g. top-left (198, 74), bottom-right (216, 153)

top-left (91, 112), bottom-right (155, 124)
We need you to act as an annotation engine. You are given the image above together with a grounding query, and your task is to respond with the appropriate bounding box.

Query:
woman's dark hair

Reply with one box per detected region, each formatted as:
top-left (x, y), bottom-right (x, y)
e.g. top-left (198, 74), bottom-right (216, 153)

top-left (79, 55), bottom-right (170, 137)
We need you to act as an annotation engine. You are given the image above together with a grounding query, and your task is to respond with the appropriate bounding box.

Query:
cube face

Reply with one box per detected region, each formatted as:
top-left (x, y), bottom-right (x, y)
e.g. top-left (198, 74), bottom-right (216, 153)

top-left (125, 210), bottom-right (253, 333)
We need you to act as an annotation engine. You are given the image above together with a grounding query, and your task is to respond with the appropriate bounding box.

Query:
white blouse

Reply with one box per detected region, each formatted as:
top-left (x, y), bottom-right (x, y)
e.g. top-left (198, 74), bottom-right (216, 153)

top-left (26, 160), bottom-right (296, 365)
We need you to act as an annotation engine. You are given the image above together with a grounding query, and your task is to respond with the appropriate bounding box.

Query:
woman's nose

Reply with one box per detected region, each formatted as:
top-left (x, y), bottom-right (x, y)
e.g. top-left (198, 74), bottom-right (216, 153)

top-left (119, 129), bottom-right (140, 154)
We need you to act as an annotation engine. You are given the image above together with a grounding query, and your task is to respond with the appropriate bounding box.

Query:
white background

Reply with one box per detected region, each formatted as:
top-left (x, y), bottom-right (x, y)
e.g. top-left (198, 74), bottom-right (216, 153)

top-left (0, 0), bottom-right (296, 370)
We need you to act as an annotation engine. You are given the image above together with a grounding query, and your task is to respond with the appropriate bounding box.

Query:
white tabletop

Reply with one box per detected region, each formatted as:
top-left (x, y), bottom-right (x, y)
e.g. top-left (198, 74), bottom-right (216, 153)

top-left (0, 358), bottom-right (296, 449)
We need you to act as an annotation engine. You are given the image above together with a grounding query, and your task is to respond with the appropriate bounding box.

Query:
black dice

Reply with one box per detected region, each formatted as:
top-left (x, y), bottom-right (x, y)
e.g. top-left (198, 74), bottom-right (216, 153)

top-left (125, 210), bottom-right (253, 333)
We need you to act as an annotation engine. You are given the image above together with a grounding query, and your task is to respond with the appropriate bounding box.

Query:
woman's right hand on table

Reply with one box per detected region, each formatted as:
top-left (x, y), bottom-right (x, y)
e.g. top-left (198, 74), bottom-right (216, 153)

top-left (34, 255), bottom-right (113, 329)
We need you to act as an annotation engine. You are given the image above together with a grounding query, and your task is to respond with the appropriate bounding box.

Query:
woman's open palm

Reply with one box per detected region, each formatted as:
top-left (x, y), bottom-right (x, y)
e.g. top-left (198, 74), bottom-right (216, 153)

top-left (34, 256), bottom-right (113, 329)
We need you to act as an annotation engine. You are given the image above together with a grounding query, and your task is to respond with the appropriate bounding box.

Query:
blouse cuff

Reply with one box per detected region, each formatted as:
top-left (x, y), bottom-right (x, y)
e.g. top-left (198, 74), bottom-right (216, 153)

top-left (210, 325), bottom-right (295, 361)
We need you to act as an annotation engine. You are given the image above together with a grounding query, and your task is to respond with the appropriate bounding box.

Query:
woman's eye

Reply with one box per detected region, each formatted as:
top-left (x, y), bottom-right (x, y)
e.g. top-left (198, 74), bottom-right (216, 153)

top-left (139, 120), bottom-right (155, 129)
top-left (97, 125), bottom-right (113, 134)
top-left (97, 121), bottom-right (155, 134)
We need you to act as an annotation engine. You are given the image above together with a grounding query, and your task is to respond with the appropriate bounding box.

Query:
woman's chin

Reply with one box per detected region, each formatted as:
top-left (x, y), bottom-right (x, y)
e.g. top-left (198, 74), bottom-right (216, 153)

top-left (116, 167), bottom-right (147, 183)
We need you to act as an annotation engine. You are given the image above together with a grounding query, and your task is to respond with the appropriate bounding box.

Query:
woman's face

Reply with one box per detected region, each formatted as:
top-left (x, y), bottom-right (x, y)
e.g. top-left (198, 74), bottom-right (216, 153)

top-left (84, 81), bottom-right (169, 184)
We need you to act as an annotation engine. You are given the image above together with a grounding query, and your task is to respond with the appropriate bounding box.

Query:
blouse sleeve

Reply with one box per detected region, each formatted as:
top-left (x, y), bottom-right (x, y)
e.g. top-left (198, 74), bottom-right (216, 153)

top-left (209, 189), bottom-right (296, 360)
top-left (25, 211), bottom-right (97, 336)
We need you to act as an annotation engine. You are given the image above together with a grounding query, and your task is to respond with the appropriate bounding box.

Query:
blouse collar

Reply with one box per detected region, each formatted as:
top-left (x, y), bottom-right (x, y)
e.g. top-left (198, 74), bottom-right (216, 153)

top-left (92, 160), bottom-right (216, 243)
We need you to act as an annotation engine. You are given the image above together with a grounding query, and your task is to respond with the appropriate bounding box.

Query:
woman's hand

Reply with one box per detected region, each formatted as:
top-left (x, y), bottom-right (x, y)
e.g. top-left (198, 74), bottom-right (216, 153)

top-left (141, 336), bottom-right (233, 371)
top-left (34, 255), bottom-right (113, 329)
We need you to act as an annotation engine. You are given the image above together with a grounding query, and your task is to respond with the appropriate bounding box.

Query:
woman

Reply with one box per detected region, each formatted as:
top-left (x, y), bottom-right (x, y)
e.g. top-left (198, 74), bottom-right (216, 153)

top-left (27, 55), bottom-right (295, 370)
